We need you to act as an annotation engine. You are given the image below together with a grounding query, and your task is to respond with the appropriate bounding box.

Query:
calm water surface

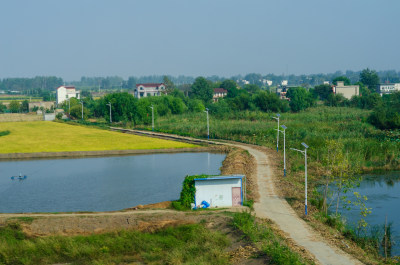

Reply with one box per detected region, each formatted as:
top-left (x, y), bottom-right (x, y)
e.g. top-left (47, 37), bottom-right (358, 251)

top-left (0, 153), bottom-right (225, 213)
top-left (335, 171), bottom-right (400, 256)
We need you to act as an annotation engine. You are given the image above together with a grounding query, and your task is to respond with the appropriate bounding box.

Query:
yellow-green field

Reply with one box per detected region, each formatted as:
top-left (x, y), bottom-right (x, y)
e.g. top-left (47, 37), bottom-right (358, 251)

top-left (0, 122), bottom-right (197, 153)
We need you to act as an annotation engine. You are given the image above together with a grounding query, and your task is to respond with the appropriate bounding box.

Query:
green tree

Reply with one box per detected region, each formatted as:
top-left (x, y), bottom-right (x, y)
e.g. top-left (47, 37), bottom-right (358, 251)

top-left (20, 100), bottom-right (29, 112)
top-left (100, 92), bottom-right (138, 123)
top-left (191, 77), bottom-right (213, 103)
top-left (360, 68), bottom-right (380, 93)
top-left (253, 91), bottom-right (288, 112)
top-left (163, 76), bottom-right (176, 94)
top-left (69, 105), bottom-right (90, 120)
top-left (332, 76), bottom-right (351, 86)
top-left (220, 79), bottom-right (239, 98)
top-left (0, 102), bottom-right (6, 113)
top-left (321, 140), bottom-right (370, 229)
top-left (8, 100), bottom-right (20, 113)
top-left (313, 84), bottom-right (333, 100)
top-left (243, 84), bottom-right (260, 94)
top-left (325, 93), bottom-right (349, 107)
top-left (286, 87), bottom-right (315, 112)
top-left (187, 99), bottom-right (205, 112)
top-left (368, 92), bottom-right (400, 129)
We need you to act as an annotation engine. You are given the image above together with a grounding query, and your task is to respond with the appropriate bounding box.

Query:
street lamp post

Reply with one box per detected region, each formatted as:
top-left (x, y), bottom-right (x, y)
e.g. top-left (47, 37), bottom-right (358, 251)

top-left (106, 102), bottom-right (112, 123)
top-left (150, 104), bottom-right (154, 131)
top-left (204, 108), bottom-right (209, 140)
top-left (291, 142), bottom-right (309, 216)
top-left (277, 125), bottom-right (287, 176)
top-left (80, 101), bottom-right (84, 120)
top-left (272, 114), bottom-right (281, 152)
top-left (68, 98), bottom-right (70, 117)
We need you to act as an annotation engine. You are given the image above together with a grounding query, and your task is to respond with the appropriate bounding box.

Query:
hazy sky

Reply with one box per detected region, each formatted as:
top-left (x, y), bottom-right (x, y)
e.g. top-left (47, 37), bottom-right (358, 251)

top-left (1, 0), bottom-right (399, 81)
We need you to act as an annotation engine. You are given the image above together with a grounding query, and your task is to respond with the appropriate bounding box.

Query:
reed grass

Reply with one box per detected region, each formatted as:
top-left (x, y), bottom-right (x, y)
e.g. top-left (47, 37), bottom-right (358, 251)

top-left (138, 106), bottom-right (399, 171)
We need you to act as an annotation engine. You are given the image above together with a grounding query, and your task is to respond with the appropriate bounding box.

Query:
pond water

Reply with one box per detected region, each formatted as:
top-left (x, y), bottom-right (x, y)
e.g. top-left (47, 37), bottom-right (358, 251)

top-left (0, 153), bottom-right (225, 213)
top-left (332, 171), bottom-right (400, 256)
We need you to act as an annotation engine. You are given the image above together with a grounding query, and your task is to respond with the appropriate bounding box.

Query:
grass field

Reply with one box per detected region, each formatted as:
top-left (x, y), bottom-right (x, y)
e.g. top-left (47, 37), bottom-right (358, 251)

top-left (137, 106), bottom-right (400, 171)
top-left (0, 121), bottom-right (197, 153)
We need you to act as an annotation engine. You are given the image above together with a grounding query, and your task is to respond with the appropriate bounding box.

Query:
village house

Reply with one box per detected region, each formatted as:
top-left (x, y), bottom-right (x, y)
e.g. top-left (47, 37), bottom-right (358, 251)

top-left (213, 88), bottom-right (228, 102)
top-left (134, 83), bottom-right (165, 99)
top-left (333, 81), bottom-right (359, 99)
top-left (56, 86), bottom-right (80, 105)
top-left (377, 83), bottom-right (400, 96)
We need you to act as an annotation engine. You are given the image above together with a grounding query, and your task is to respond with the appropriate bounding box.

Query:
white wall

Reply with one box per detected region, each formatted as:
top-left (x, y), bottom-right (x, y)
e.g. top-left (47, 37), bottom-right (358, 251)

top-left (195, 178), bottom-right (242, 207)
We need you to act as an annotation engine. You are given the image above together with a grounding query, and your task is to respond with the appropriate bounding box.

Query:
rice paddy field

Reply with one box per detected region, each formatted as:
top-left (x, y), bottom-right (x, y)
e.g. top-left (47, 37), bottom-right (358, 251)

top-left (0, 121), bottom-right (197, 153)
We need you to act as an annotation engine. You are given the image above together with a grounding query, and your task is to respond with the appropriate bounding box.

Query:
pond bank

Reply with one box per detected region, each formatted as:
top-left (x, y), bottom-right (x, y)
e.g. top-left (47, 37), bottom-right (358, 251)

top-left (0, 147), bottom-right (215, 160)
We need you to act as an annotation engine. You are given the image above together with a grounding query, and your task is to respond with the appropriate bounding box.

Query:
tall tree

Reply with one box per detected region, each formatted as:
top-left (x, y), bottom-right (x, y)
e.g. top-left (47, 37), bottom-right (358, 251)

top-left (332, 76), bottom-right (351, 86)
top-left (191, 77), bottom-right (213, 103)
top-left (220, 79), bottom-right (239, 98)
top-left (20, 100), bottom-right (29, 113)
top-left (286, 87), bottom-right (315, 112)
top-left (8, 100), bottom-right (20, 113)
top-left (360, 68), bottom-right (380, 93)
top-left (313, 84), bottom-right (333, 100)
top-left (163, 76), bottom-right (176, 94)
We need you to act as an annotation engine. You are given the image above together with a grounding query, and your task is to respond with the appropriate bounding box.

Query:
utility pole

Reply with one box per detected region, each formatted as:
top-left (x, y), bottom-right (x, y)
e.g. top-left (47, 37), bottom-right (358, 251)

top-left (291, 142), bottom-right (309, 215)
top-left (276, 125), bottom-right (287, 176)
top-left (150, 104), bottom-right (154, 131)
top-left (80, 101), bottom-right (84, 120)
top-left (204, 108), bottom-right (209, 140)
top-left (106, 102), bottom-right (112, 123)
top-left (272, 114), bottom-right (280, 152)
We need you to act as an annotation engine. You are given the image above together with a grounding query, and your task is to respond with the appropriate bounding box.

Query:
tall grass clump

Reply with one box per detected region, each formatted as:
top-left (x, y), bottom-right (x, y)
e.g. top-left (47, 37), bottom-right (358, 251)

top-left (232, 211), bottom-right (308, 265)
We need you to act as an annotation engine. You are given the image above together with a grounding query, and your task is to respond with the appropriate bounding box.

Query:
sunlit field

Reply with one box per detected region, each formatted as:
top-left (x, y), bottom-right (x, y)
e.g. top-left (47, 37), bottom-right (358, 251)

top-left (0, 121), bottom-right (197, 153)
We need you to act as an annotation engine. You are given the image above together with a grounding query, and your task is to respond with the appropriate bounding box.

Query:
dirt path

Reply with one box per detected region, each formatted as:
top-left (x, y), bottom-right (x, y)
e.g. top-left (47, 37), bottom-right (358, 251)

top-left (118, 129), bottom-right (363, 265)
top-left (232, 144), bottom-right (363, 265)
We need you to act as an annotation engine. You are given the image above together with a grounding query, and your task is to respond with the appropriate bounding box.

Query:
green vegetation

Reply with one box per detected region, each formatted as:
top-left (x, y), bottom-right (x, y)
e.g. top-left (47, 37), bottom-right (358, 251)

top-left (137, 106), bottom-right (399, 171)
top-left (0, 130), bottom-right (10, 137)
top-left (232, 211), bottom-right (308, 265)
top-left (0, 222), bottom-right (230, 265)
top-left (173, 174), bottom-right (209, 210)
top-left (368, 92), bottom-right (400, 130)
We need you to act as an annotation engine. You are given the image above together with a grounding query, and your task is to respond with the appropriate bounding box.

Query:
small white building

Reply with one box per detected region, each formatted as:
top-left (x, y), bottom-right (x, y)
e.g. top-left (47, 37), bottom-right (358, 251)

top-left (194, 175), bottom-right (244, 208)
top-left (56, 86), bottom-right (80, 105)
top-left (134, 83), bottom-right (165, 99)
top-left (377, 83), bottom-right (400, 96)
top-left (334, 81), bottom-right (359, 99)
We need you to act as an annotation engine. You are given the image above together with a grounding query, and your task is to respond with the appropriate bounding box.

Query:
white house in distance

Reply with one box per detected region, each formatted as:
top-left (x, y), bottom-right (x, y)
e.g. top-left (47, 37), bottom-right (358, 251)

top-left (333, 81), bottom-right (359, 99)
top-left (134, 83), bottom-right (165, 99)
top-left (213, 88), bottom-right (228, 102)
top-left (377, 83), bottom-right (400, 96)
top-left (194, 175), bottom-right (244, 208)
top-left (56, 86), bottom-right (80, 105)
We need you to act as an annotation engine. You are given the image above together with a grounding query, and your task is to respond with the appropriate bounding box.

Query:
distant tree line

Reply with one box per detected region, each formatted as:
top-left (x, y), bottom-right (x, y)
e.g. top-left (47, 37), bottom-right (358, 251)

top-left (2, 68), bottom-right (400, 93)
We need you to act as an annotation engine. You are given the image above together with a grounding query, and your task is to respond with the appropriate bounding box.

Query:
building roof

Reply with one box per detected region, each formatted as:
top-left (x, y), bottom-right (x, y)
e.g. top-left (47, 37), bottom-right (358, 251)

top-left (56, 85), bottom-right (76, 90)
top-left (136, 83), bottom-right (165, 88)
top-left (194, 175), bottom-right (244, 181)
top-left (214, 88), bottom-right (228, 93)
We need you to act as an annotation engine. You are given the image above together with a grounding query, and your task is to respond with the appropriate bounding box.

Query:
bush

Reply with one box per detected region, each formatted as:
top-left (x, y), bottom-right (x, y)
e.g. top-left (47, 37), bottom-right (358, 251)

top-left (177, 174), bottom-right (209, 209)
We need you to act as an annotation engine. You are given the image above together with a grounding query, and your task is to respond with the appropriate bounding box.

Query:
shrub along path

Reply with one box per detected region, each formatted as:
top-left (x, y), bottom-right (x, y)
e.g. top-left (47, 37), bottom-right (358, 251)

top-left (119, 129), bottom-right (364, 265)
